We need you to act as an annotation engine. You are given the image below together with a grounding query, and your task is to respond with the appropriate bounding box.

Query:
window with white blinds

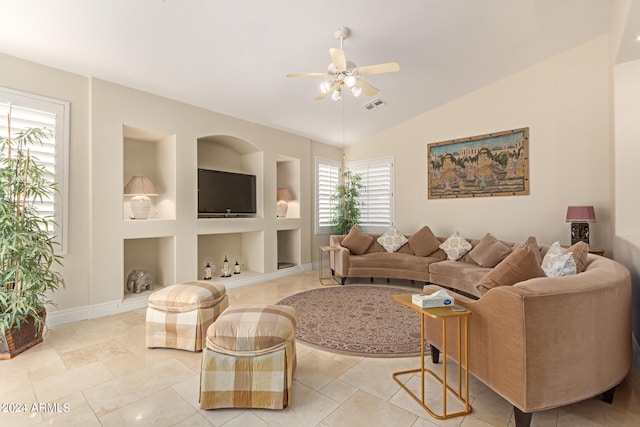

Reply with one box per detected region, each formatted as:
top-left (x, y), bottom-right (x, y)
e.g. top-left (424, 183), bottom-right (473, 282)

top-left (0, 87), bottom-right (69, 254)
top-left (315, 157), bottom-right (341, 234)
top-left (346, 156), bottom-right (394, 233)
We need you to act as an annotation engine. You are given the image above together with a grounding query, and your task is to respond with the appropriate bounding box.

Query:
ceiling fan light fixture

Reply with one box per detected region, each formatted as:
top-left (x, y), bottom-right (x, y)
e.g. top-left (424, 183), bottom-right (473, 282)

top-left (320, 81), bottom-right (332, 94)
top-left (344, 75), bottom-right (357, 87)
top-left (331, 87), bottom-right (342, 101)
top-left (350, 85), bottom-right (362, 97)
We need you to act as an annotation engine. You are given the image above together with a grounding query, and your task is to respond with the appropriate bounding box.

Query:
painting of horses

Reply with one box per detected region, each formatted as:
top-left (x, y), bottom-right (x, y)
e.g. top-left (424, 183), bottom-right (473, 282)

top-left (427, 128), bottom-right (529, 199)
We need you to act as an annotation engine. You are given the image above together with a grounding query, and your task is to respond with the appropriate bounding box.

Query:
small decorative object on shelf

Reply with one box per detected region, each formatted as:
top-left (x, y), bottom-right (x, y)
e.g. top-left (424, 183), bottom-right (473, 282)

top-left (234, 258), bottom-right (241, 274)
top-left (126, 269), bottom-right (153, 293)
top-left (204, 259), bottom-right (213, 280)
top-left (221, 255), bottom-right (232, 277)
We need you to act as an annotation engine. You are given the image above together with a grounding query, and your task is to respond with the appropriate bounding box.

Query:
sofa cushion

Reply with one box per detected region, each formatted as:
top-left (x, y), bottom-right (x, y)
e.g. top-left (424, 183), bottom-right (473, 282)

top-left (377, 227), bottom-right (408, 253)
top-left (566, 241), bottom-right (589, 273)
top-left (476, 246), bottom-right (546, 295)
top-left (408, 226), bottom-right (441, 257)
top-left (468, 233), bottom-right (512, 268)
top-left (439, 231), bottom-right (472, 261)
top-left (428, 261), bottom-right (491, 297)
top-left (341, 226), bottom-right (373, 255)
top-left (350, 252), bottom-right (434, 272)
top-left (513, 236), bottom-right (543, 264)
top-left (542, 242), bottom-right (577, 277)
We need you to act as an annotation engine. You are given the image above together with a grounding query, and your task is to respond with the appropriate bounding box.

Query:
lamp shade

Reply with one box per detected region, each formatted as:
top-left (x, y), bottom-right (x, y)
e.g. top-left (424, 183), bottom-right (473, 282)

top-left (124, 176), bottom-right (159, 196)
top-left (566, 206), bottom-right (596, 222)
top-left (277, 187), bottom-right (293, 201)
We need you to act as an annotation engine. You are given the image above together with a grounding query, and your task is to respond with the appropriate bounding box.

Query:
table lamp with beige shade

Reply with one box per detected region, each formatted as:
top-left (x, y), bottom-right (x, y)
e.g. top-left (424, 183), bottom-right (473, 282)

top-left (276, 187), bottom-right (293, 218)
top-left (124, 176), bottom-right (159, 220)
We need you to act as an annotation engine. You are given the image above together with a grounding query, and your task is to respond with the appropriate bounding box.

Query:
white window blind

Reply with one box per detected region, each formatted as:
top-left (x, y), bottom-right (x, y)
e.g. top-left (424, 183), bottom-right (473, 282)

top-left (347, 156), bottom-right (394, 233)
top-left (315, 157), bottom-right (341, 234)
top-left (0, 87), bottom-right (69, 253)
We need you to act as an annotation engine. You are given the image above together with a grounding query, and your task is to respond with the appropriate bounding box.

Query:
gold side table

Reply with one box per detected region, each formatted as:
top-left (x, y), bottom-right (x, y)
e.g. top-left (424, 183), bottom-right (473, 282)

top-left (319, 246), bottom-right (340, 286)
top-left (392, 293), bottom-right (472, 420)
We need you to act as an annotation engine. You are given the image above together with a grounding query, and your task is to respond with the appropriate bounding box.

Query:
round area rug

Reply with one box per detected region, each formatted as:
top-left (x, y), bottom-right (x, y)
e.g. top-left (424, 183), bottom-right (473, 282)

top-left (278, 286), bottom-right (423, 358)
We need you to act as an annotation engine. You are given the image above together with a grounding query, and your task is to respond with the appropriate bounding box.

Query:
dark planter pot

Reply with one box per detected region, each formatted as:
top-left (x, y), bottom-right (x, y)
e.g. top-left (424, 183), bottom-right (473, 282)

top-left (0, 311), bottom-right (46, 360)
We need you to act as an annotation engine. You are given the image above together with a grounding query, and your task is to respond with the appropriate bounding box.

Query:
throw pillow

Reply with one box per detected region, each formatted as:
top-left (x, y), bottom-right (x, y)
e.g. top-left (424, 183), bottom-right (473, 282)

top-left (408, 226), bottom-right (441, 257)
top-left (513, 236), bottom-right (543, 264)
top-left (541, 241), bottom-right (577, 277)
top-left (439, 231), bottom-right (472, 261)
top-left (341, 226), bottom-right (373, 255)
top-left (468, 233), bottom-right (512, 268)
top-left (377, 227), bottom-right (409, 253)
top-left (476, 246), bottom-right (546, 295)
top-left (565, 241), bottom-right (589, 273)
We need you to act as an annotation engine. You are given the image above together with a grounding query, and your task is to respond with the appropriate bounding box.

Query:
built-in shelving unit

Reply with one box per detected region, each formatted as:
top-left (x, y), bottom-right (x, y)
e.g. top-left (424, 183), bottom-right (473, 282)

top-left (120, 128), bottom-right (304, 302)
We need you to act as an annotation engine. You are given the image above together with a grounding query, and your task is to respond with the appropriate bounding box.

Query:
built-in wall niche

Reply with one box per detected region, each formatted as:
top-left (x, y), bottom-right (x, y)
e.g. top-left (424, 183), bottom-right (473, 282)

top-left (123, 125), bottom-right (176, 220)
top-left (197, 232), bottom-right (264, 279)
top-left (276, 155), bottom-right (300, 219)
top-left (197, 135), bottom-right (263, 218)
top-left (123, 236), bottom-right (175, 300)
top-left (277, 229), bottom-right (300, 269)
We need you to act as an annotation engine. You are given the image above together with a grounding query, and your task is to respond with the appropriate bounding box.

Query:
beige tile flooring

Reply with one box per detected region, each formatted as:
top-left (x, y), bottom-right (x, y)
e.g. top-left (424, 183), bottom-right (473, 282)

top-left (1, 270), bottom-right (639, 427)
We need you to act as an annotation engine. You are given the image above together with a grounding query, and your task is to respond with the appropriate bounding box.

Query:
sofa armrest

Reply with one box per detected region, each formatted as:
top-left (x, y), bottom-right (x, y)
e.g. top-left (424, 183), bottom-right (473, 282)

top-left (329, 235), bottom-right (350, 277)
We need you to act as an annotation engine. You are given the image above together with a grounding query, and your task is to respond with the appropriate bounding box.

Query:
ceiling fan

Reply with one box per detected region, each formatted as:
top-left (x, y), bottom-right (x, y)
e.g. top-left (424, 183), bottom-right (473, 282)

top-left (286, 27), bottom-right (400, 101)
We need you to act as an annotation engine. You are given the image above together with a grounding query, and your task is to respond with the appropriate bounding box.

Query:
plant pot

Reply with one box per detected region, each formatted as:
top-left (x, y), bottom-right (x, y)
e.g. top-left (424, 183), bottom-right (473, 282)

top-left (0, 310), bottom-right (45, 360)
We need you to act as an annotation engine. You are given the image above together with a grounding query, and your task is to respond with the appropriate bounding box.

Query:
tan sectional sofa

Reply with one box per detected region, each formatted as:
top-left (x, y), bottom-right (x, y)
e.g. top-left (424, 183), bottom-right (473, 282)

top-left (330, 226), bottom-right (632, 427)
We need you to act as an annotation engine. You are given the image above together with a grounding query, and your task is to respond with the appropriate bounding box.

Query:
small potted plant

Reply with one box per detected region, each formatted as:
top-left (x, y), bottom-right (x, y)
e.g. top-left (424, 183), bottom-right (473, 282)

top-left (0, 121), bottom-right (65, 359)
top-left (331, 170), bottom-right (364, 235)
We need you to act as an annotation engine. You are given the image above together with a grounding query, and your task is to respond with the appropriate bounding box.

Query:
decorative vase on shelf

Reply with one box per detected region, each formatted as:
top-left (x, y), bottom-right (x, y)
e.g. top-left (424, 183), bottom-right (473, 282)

top-left (204, 260), bottom-right (212, 280)
top-left (221, 255), bottom-right (232, 277)
top-left (234, 258), bottom-right (241, 274)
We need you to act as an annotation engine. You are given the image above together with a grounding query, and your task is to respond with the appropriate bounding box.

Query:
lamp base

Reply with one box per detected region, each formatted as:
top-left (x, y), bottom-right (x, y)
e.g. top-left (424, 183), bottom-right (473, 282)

top-left (570, 222), bottom-right (590, 245)
top-left (276, 200), bottom-right (288, 218)
top-left (130, 195), bottom-right (151, 220)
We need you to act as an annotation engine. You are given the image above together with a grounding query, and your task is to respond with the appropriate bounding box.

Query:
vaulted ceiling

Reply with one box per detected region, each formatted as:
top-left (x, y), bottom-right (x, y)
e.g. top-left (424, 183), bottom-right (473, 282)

top-left (1, 0), bottom-right (634, 146)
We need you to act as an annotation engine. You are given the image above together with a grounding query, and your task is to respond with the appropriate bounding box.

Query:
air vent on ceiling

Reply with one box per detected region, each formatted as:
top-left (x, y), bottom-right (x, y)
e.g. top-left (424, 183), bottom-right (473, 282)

top-left (363, 98), bottom-right (387, 111)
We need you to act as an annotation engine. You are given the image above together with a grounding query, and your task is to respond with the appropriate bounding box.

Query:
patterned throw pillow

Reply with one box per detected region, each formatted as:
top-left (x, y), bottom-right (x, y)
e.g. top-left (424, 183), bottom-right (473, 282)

top-left (542, 241), bottom-right (577, 277)
top-left (439, 231), bottom-right (472, 261)
top-left (377, 227), bottom-right (408, 253)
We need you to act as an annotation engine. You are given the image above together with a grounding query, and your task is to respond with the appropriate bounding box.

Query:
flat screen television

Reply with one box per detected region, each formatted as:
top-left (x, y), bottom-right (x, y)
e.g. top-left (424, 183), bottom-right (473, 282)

top-left (198, 168), bottom-right (257, 217)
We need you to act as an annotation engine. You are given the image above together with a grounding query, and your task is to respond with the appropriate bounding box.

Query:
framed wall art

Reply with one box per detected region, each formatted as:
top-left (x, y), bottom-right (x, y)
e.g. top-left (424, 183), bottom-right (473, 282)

top-left (427, 127), bottom-right (529, 199)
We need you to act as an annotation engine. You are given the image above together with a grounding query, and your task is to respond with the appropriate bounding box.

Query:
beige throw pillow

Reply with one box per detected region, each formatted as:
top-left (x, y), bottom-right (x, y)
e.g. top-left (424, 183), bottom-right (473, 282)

top-left (566, 241), bottom-right (589, 273)
top-left (439, 231), bottom-right (472, 261)
top-left (341, 226), bottom-right (373, 255)
top-left (513, 236), bottom-right (543, 264)
top-left (476, 246), bottom-right (546, 295)
top-left (408, 226), bottom-right (441, 257)
top-left (468, 233), bottom-right (512, 268)
top-left (377, 227), bottom-right (408, 253)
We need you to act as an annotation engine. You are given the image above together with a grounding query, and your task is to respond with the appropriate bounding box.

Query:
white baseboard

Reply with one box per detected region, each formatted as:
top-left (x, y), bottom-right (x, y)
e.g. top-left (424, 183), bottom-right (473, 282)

top-left (45, 263), bottom-right (313, 327)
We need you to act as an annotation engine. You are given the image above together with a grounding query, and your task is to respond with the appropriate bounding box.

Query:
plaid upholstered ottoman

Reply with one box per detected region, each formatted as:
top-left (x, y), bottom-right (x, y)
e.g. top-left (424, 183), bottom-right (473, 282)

top-left (145, 281), bottom-right (228, 351)
top-left (199, 304), bottom-right (298, 410)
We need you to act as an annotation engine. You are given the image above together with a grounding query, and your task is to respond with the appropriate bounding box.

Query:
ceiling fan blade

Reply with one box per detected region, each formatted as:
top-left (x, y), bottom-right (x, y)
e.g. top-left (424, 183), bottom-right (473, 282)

top-left (356, 78), bottom-right (379, 96)
top-left (286, 72), bottom-right (328, 78)
top-left (355, 62), bottom-right (400, 76)
top-left (329, 47), bottom-right (347, 71)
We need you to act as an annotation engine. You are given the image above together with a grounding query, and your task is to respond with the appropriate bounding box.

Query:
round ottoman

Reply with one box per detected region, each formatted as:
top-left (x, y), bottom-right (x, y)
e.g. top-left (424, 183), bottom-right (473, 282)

top-left (145, 281), bottom-right (228, 351)
top-left (199, 304), bottom-right (298, 410)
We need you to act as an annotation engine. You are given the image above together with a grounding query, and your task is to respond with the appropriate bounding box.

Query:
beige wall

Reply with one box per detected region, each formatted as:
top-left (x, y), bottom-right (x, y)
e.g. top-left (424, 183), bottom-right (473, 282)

top-left (0, 53), bottom-right (91, 313)
top-left (346, 36), bottom-right (612, 251)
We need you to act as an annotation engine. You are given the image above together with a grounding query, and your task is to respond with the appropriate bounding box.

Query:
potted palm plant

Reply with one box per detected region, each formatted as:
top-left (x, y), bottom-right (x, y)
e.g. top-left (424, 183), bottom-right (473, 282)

top-left (0, 121), bottom-right (64, 359)
top-left (331, 170), bottom-right (364, 235)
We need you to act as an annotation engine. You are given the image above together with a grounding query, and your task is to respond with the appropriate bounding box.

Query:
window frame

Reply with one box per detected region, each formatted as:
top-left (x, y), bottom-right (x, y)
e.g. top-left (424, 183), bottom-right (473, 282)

top-left (0, 86), bottom-right (70, 254)
top-left (315, 156), bottom-right (342, 235)
top-left (346, 156), bottom-right (394, 234)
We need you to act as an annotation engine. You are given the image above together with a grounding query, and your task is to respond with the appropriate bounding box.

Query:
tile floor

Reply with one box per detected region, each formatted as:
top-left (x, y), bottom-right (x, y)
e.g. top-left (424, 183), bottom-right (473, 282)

top-left (1, 270), bottom-right (639, 427)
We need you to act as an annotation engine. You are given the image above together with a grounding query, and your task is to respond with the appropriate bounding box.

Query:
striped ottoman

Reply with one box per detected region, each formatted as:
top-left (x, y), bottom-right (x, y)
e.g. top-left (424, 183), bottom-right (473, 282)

top-left (199, 304), bottom-right (298, 410)
top-left (145, 281), bottom-right (228, 352)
